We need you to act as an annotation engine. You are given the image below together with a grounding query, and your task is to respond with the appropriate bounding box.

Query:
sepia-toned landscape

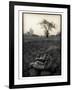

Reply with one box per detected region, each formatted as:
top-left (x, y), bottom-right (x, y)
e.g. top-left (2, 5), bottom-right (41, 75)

top-left (22, 13), bottom-right (61, 77)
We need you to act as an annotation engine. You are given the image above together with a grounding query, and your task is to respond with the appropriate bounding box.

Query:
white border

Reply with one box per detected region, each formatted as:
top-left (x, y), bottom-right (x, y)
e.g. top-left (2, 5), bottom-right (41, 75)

top-left (14, 6), bottom-right (67, 85)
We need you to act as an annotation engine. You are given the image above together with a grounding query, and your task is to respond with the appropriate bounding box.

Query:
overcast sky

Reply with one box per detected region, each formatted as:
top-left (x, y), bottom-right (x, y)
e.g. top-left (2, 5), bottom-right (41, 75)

top-left (23, 13), bottom-right (61, 36)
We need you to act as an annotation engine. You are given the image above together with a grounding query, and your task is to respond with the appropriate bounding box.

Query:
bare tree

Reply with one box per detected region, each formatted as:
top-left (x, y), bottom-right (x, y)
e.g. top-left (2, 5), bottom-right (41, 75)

top-left (26, 28), bottom-right (34, 35)
top-left (29, 28), bottom-right (34, 35)
top-left (40, 19), bottom-right (55, 37)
